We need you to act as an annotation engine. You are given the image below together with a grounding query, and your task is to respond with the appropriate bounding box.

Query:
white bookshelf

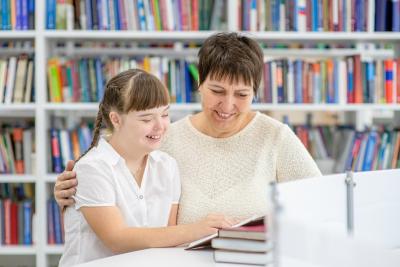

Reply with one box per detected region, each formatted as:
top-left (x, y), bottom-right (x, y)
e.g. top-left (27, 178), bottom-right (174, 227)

top-left (0, 1), bottom-right (399, 267)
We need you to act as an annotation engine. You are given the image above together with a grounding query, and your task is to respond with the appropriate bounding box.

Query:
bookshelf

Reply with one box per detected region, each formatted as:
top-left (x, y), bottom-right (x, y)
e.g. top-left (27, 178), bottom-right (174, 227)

top-left (0, 0), bottom-right (399, 266)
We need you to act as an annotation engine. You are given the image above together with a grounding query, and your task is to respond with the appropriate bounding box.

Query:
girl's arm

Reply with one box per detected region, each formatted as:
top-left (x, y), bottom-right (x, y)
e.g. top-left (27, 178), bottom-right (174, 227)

top-left (80, 206), bottom-right (234, 254)
top-left (167, 204), bottom-right (178, 226)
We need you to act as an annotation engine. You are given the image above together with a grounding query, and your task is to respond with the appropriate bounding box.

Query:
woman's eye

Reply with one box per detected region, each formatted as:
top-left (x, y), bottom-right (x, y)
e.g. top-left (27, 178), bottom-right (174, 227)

top-left (141, 120), bottom-right (151, 123)
top-left (211, 90), bottom-right (223, 94)
top-left (239, 94), bottom-right (248, 97)
top-left (162, 114), bottom-right (169, 117)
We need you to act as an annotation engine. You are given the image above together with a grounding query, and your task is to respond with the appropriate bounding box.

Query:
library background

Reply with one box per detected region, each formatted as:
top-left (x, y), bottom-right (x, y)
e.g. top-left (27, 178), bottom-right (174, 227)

top-left (0, 0), bottom-right (399, 266)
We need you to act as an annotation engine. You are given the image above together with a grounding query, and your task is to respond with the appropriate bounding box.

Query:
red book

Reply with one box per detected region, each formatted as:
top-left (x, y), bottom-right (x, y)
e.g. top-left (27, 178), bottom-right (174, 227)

top-left (191, 0), bottom-right (199, 31)
top-left (10, 202), bottom-right (18, 245)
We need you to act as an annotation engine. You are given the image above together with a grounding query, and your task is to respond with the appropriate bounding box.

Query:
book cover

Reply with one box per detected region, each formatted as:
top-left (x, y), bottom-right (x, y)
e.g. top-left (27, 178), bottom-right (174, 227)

top-left (212, 237), bottom-right (271, 253)
top-left (214, 250), bottom-right (272, 265)
top-left (186, 215), bottom-right (265, 250)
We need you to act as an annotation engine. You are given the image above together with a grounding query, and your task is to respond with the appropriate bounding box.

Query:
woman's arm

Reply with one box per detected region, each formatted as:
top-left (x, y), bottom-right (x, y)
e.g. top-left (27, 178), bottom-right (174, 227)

top-left (80, 206), bottom-right (233, 254)
top-left (54, 160), bottom-right (77, 208)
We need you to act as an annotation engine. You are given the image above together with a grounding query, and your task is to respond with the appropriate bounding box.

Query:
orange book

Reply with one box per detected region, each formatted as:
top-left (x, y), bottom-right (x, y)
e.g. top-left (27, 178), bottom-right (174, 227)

top-left (353, 55), bottom-right (363, 103)
top-left (12, 128), bottom-right (24, 174)
top-left (384, 60), bottom-right (394, 103)
top-left (191, 0), bottom-right (199, 30)
top-left (70, 130), bottom-right (80, 160)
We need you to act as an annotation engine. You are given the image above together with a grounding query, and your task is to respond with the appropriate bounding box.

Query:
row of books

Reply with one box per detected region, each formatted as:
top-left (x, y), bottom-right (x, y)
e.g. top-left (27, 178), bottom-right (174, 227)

top-left (0, 127), bottom-right (34, 174)
top-left (0, 183), bottom-right (35, 246)
top-left (47, 56), bottom-right (199, 103)
top-left (46, 0), bottom-right (226, 31)
top-left (259, 56), bottom-right (400, 104)
top-left (0, 0), bottom-right (35, 30)
top-left (290, 124), bottom-right (400, 173)
top-left (45, 0), bottom-right (400, 32)
top-left (49, 122), bottom-right (93, 173)
top-left (0, 55), bottom-right (35, 104)
top-left (47, 197), bottom-right (64, 245)
top-left (235, 0), bottom-right (400, 32)
top-left (335, 128), bottom-right (400, 173)
top-left (47, 55), bottom-right (400, 105)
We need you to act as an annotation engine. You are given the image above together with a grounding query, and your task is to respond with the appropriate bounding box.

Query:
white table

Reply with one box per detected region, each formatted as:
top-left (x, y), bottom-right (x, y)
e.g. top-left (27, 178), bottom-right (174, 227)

top-left (75, 247), bottom-right (320, 267)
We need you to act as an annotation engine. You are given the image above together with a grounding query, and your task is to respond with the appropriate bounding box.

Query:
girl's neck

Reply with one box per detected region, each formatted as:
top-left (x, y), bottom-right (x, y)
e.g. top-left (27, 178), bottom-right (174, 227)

top-left (108, 136), bottom-right (147, 167)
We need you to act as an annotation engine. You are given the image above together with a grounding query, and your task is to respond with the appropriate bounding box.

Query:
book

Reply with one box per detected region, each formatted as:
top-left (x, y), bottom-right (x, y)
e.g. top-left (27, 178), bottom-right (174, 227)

top-left (218, 224), bottom-right (266, 241)
top-left (212, 238), bottom-right (270, 253)
top-left (213, 250), bottom-right (273, 265)
top-left (185, 214), bottom-right (265, 250)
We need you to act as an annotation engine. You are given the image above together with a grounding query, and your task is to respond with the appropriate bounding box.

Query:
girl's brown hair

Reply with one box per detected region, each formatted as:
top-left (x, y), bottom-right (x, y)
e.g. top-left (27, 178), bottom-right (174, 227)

top-left (77, 68), bottom-right (169, 162)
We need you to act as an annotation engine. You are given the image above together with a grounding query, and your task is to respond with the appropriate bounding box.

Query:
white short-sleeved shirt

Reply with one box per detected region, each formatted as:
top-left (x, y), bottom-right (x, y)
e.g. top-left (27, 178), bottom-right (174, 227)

top-left (59, 138), bottom-right (181, 267)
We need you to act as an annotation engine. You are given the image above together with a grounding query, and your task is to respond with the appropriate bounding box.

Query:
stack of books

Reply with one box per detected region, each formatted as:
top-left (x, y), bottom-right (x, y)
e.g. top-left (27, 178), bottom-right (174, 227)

top-left (212, 222), bottom-right (272, 265)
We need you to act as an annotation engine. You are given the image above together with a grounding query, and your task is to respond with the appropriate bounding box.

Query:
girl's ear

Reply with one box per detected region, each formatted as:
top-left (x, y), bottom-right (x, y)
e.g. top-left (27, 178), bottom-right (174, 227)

top-left (109, 111), bottom-right (122, 130)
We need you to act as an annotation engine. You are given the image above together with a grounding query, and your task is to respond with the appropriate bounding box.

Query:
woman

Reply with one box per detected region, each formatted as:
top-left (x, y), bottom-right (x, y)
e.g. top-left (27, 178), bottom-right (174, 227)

top-left (55, 32), bottom-right (321, 225)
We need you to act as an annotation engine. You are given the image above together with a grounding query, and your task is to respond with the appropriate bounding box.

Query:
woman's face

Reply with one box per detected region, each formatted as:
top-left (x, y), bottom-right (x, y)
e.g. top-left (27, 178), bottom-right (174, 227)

top-left (111, 105), bottom-right (170, 153)
top-left (198, 76), bottom-right (254, 137)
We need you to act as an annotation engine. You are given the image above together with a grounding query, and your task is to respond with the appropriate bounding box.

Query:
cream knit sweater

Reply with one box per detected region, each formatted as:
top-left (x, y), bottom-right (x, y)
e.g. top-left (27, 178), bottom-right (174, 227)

top-left (161, 112), bottom-right (322, 224)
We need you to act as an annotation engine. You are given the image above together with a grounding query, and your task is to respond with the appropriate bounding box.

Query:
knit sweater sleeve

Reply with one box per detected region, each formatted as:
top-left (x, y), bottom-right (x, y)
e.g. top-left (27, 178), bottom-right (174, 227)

top-left (276, 125), bottom-right (322, 182)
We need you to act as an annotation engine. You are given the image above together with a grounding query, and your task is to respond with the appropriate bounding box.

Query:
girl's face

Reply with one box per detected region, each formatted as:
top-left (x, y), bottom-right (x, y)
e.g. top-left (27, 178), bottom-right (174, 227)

top-left (113, 105), bottom-right (170, 153)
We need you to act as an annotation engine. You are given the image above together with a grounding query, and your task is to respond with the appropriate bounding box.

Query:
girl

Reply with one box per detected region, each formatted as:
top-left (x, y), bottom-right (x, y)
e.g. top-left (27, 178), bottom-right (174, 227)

top-left (59, 69), bottom-right (234, 266)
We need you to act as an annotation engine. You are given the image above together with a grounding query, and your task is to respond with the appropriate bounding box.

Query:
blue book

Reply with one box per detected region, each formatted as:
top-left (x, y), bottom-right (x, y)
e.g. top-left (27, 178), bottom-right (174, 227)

top-left (21, 0), bottom-right (29, 30)
top-left (311, 0), bottom-right (318, 31)
top-left (137, 0), bottom-right (146, 30)
top-left (28, 0), bottom-right (34, 29)
top-left (184, 62), bottom-right (191, 103)
top-left (175, 61), bottom-right (182, 103)
top-left (366, 61), bottom-right (375, 103)
top-left (375, 0), bottom-right (387, 31)
top-left (85, 0), bottom-right (93, 30)
top-left (113, 0), bottom-right (120, 30)
top-left (79, 59), bottom-right (90, 102)
top-left (52, 199), bottom-right (62, 244)
top-left (355, 0), bottom-right (363, 31)
top-left (46, 0), bottom-right (56, 29)
top-left (2, 0), bottom-right (11, 29)
top-left (16, 0), bottom-right (22, 30)
top-left (96, 0), bottom-right (103, 29)
top-left (23, 200), bottom-right (32, 245)
top-left (362, 131), bottom-right (378, 171)
top-left (95, 58), bottom-right (104, 101)
top-left (393, 0), bottom-right (400, 31)
top-left (295, 60), bottom-right (303, 103)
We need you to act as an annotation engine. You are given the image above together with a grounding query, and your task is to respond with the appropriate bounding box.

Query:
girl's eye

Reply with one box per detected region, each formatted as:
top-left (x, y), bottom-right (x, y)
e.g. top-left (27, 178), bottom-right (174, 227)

top-left (162, 114), bottom-right (169, 118)
top-left (239, 94), bottom-right (248, 98)
top-left (141, 119), bottom-right (151, 123)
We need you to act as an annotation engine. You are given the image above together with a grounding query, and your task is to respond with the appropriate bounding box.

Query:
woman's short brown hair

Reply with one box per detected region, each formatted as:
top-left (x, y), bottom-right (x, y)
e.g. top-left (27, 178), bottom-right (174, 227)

top-left (198, 32), bottom-right (264, 94)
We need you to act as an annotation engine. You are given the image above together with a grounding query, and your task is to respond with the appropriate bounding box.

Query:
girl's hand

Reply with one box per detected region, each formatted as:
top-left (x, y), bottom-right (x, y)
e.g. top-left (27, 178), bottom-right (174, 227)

top-left (189, 213), bottom-right (237, 240)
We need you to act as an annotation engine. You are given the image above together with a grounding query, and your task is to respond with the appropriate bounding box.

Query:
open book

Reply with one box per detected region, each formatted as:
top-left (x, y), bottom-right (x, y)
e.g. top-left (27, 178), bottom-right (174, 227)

top-left (185, 214), bottom-right (265, 250)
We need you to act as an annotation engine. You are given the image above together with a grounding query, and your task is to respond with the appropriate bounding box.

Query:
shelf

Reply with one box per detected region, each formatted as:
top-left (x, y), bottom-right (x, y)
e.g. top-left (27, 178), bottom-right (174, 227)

top-left (0, 245), bottom-right (36, 255)
top-left (0, 104), bottom-right (36, 117)
top-left (45, 174), bottom-right (57, 183)
top-left (44, 31), bottom-right (400, 43)
top-left (0, 174), bottom-right (37, 183)
top-left (42, 103), bottom-right (400, 112)
top-left (0, 31), bottom-right (36, 39)
top-left (45, 245), bottom-right (64, 255)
